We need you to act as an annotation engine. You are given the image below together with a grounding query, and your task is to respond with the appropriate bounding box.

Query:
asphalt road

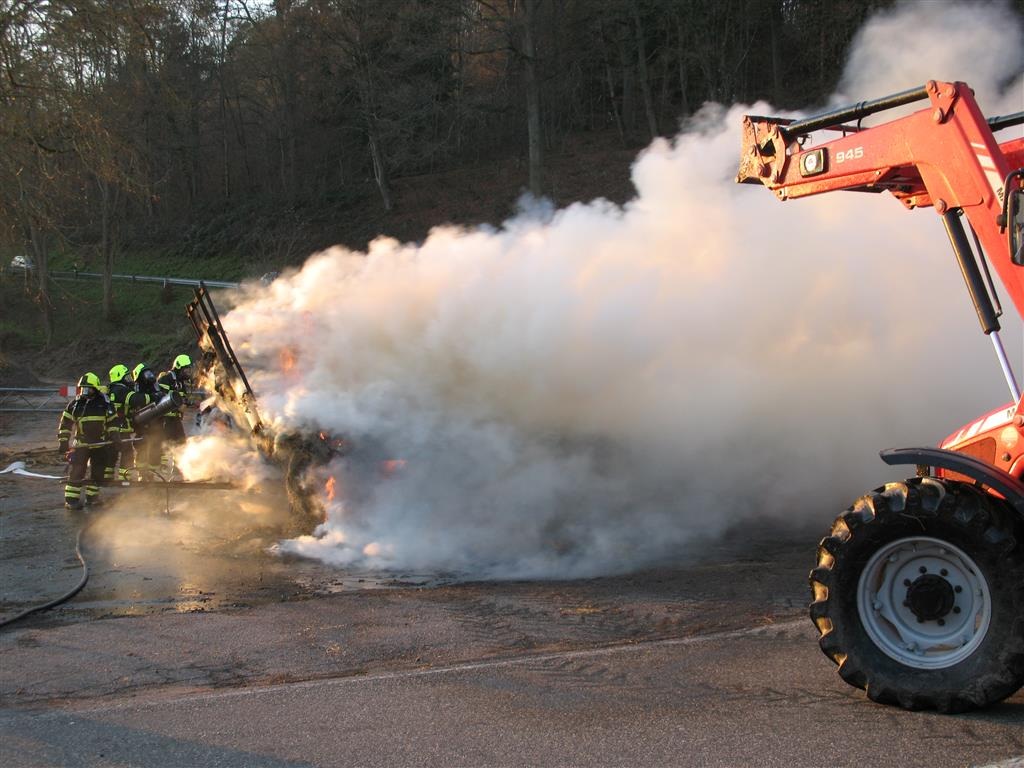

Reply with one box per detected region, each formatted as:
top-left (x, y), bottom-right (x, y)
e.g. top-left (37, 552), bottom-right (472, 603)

top-left (2, 619), bottom-right (1023, 768)
top-left (3, 410), bottom-right (1023, 767)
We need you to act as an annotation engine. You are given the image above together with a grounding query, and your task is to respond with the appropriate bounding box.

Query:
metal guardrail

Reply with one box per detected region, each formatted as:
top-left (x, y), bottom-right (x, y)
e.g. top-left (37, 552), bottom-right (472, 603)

top-left (50, 271), bottom-right (240, 290)
top-left (0, 387), bottom-right (71, 412)
top-left (1, 266), bottom-right (240, 290)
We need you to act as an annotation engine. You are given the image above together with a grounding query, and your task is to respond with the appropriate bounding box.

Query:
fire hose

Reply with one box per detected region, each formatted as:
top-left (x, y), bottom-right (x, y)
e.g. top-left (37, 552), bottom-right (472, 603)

top-left (0, 398), bottom-right (178, 631)
top-left (0, 454), bottom-right (184, 630)
top-left (0, 395), bottom-right (234, 629)
top-left (0, 515), bottom-right (96, 631)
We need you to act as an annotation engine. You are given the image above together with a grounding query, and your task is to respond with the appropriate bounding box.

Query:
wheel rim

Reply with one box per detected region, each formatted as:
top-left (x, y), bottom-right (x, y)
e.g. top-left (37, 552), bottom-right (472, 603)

top-left (857, 536), bottom-right (991, 669)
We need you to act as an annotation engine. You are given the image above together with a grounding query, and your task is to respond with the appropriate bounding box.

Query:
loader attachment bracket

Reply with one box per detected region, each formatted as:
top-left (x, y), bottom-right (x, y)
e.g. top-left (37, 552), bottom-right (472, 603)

top-left (881, 446), bottom-right (1024, 519)
top-left (736, 116), bottom-right (790, 186)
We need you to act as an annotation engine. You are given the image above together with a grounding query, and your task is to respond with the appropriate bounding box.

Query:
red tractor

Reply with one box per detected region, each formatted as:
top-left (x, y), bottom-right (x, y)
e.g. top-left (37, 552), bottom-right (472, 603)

top-left (738, 80), bottom-right (1024, 711)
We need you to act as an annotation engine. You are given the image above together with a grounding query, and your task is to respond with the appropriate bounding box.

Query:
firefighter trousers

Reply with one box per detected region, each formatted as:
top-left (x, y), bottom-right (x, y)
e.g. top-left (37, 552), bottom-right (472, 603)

top-left (65, 445), bottom-right (106, 508)
top-left (134, 424), bottom-right (164, 479)
top-left (104, 430), bottom-right (134, 482)
top-left (161, 416), bottom-right (186, 469)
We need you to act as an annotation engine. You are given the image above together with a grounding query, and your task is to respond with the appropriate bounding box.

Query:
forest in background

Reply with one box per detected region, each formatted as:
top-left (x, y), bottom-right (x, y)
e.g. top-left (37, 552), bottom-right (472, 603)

top-left (4, 0), bottom-right (1024, 346)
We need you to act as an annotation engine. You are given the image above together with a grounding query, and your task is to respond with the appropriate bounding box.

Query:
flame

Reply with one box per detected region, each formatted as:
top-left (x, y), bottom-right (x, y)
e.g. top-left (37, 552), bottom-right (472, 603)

top-left (380, 459), bottom-right (407, 478)
top-left (279, 347), bottom-right (297, 373)
top-left (325, 475), bottom-right (336, 501)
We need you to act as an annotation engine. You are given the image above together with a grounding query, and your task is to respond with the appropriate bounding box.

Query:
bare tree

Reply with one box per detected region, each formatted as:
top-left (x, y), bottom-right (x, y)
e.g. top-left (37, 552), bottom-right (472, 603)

top-left (630, 0), bottom-right (658, 139)
top-left (1, 0), bottom-right (928, 296)
top-left (0, 0), bottom-right (75, 343)
top-left (518, 0), bottom-right (543, 196)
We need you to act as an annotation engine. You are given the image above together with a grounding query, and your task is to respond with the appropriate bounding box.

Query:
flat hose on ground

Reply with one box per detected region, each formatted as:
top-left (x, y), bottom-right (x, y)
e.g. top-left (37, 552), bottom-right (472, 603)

top-left (0, 515), bottom-right (96, 630)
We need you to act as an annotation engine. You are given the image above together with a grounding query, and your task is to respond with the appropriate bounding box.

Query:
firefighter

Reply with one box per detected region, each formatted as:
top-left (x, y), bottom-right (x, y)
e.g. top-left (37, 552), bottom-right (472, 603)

top-left (58, 372), bottom-right (115, 509)
top-left (105, 364), bottom-right (135, 482)
top-left (126, 363), bottom-right (162, 479)
top-left (157, 355), bottom-right (193, 468)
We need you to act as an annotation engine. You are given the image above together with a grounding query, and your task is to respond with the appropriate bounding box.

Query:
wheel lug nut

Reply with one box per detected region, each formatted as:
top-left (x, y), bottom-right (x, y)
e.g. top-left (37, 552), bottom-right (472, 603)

top-left (919, 566), bottom-right (927, 574)
top-left (937, 619), bottom-right (945, 626)
top-left (940, 569), bottom-right (948, 577)
top-left (954, 585), bottom-right (963, 593)
top-left (953, 607), bottom-right (961, 614)
top-left (903, 579), bottom-right (911, 586)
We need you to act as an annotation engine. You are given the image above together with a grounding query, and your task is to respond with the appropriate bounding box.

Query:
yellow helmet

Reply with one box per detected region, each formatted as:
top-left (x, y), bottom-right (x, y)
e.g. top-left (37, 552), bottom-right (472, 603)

top-left (77, 371), bottom-right (102, 397)
top-left (109, 364), bottom-right (130, 384)
top-left (173, 354), bottom-right (193, 370)
top-left (134, 363), bottom-right (157, 387)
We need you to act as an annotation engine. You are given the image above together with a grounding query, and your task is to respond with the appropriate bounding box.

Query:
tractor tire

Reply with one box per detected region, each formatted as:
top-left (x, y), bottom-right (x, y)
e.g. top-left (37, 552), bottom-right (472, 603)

top-left (809, 476), bottom-right (1024, 712)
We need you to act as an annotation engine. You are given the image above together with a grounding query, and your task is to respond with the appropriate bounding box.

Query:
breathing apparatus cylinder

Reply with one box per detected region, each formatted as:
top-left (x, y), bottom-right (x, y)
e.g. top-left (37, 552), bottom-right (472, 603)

top-left (132, 391), bottom-right (184, 428)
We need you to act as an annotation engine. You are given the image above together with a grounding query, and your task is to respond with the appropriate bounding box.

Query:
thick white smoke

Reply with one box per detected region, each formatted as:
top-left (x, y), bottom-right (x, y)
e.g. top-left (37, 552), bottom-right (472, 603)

top-left (215, 1), bottom-right (1024, 578)
top-left (837, 0), bottom-right (1024, 114)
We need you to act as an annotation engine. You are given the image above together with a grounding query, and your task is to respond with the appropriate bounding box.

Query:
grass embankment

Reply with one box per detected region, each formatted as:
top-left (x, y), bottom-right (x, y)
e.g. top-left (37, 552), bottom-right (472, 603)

top-left (0, 249), bottom-right (244, 382)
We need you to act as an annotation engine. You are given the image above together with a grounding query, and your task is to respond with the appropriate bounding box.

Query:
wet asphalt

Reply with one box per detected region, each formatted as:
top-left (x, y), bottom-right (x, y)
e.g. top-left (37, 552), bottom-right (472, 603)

top-left (2, 411), bottom-right (1023, 767)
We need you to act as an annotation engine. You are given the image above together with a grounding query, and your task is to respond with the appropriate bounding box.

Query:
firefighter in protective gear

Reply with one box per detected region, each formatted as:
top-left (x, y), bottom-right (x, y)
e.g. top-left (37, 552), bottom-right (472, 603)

top-left (126, 363), bottom-right (162, 479)
top-left (105, 364), bottom-right (134, 482)
top-left (157, 354), bottom-right (193, 469)
top-left (58, 372), bottom-right (115, 509)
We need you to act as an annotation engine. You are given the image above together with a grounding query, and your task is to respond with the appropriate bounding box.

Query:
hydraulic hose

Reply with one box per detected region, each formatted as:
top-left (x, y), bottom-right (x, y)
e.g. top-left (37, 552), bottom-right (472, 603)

top-left (0, 516), bottom-right (96, 630)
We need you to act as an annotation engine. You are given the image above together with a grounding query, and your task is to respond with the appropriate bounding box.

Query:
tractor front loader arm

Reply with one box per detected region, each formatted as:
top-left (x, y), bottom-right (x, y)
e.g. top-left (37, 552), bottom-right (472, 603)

top-left (738, 80), bottom-right (1024, 320)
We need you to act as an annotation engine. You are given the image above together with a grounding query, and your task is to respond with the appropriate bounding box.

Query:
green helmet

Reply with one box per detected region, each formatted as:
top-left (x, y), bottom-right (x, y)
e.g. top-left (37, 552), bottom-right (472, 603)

top-left (133, 363), bottom-right (148, 381)
top-left (109, 364), bottom-right (130, 384)
top-left (173, 354), bottom-right (193, 370)
top-left (77, 371), bottom-right (102, 397)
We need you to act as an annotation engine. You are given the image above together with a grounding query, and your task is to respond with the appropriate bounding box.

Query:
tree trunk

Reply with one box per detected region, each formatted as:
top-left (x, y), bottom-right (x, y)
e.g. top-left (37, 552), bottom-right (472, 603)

top-left (674, 16), bottom-right (689, 117)
top-left (521, 0), bottom-right (543, 197)
top-left (769, 0), bottom-right (783, 106)
top-left (368, 130), bottom-right (392, 211)
top-left (98, 178), bottom-right (120, 322)
top-left (219, 0), bottom-right (231, 200)
top-left (605, 63), bottom-right (625, 142)
top-left (618, 38), bottom-right (635, 132)
top-left (596, 17), bottom-right (625, 142)
top-left (28, 225), bottom-right (53, 348)
top-left (631, 0), bottom-right (658, 140)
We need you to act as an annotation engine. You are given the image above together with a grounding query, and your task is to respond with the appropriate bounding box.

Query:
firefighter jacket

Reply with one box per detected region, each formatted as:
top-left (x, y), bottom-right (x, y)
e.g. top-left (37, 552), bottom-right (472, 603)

top-left (57, 395), bottom-right (113, 451)
top-left (157, 370), bottom-right (189, 418)
top-left (107, 380), bottom-right (134, 433)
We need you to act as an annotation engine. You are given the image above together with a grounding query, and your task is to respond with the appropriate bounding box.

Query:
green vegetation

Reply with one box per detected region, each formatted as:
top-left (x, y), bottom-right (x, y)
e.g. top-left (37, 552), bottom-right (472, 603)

top-left (1, 267), bottom-right (214, 379)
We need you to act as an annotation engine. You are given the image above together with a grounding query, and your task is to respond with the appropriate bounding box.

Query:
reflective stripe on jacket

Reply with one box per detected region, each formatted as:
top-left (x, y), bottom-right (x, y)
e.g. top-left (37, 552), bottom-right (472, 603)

top-left (57, 396), bottom-right (113, 447)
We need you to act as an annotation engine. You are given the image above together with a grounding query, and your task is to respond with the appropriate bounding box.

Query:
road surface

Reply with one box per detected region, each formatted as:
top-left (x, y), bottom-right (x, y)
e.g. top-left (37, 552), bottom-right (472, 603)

top-left (2, 410), bottom-right (1022, 767)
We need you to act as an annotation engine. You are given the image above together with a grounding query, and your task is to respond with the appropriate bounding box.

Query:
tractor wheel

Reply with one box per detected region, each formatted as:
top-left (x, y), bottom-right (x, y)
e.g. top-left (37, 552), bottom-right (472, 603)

top-left (809, 476), bottom-right (1024, 712)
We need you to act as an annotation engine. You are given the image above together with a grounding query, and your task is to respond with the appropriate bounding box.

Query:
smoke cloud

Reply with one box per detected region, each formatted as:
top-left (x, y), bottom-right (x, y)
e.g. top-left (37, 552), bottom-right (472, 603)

top-left (837, 0), bottom-right (1024, 115)
top-left (211, 1), bottom-right (1024, 578)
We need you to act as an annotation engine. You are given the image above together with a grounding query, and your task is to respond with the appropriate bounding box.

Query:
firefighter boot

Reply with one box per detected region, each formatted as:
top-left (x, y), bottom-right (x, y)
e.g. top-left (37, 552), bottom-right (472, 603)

top-left (64, 485), bottom-right (84, 511)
